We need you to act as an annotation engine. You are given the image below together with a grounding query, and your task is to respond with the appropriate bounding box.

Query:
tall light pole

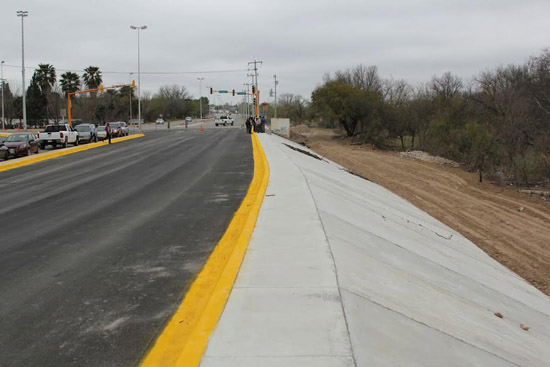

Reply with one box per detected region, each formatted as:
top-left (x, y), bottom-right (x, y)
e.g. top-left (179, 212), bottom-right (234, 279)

top-left (130, 25), bottom-right (147, 131)
top-left (197, 77), bottom-right (204, 120)
top-left (129, 72), bottom-right (133, 122)
top-left (17, 11), bottom-right (28, 131)
top-left (1, 61), bottom-right (5, 130)
top-left (273, 74), bottom-right (279, 118)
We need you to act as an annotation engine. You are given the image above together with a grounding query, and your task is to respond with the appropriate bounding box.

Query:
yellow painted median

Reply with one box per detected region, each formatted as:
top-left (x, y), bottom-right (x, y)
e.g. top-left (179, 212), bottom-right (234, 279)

top-left (140, 133), bottom-right (269, 367)
top-left (0, 133), bottom-right (145, 173)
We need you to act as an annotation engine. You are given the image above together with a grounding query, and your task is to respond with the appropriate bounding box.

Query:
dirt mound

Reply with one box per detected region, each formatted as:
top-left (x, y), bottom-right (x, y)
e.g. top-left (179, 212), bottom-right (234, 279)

top-left (398, 150), bottom-right (460, 167)
top-left (292, 124), bottom-right (312, 134)
top-left (289, 125), bottom-right (312, 145)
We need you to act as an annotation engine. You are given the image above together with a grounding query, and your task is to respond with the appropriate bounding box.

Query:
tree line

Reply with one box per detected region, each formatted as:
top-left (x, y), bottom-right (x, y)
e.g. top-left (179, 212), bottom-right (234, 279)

top-left (1, 64), bottom-right (207, 127)
top-left (273, 50), bottom-right (550, 185)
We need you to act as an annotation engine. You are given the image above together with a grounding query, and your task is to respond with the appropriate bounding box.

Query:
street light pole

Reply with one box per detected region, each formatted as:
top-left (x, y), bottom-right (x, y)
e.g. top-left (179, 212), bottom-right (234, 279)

top-left (1, 61), bottom-right (5, 130)
top-left (197, 77), bottom-right (204, 120)
top-left (129, 72), bottom-right (133, 122)
top-left (130, 25), bottom-right (147, 131)
top-left (274, 74), bottom-right (279, 118)
top-left (17, 11), bottom-right (28, 131)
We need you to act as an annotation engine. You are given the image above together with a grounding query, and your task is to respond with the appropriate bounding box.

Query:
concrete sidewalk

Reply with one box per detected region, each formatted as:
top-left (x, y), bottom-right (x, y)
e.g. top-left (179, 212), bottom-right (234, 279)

top-left (200, 133), bottom-right (550, 366)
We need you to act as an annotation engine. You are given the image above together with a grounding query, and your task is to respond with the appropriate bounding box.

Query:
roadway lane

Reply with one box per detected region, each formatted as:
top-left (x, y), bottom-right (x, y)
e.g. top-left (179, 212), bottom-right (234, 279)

top-left (0, 128), bottom-right (253, 366)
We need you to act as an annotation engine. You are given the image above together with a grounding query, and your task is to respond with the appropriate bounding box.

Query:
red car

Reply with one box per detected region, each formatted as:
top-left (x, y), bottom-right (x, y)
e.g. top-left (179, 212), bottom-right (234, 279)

top-left (3, 133), bottom-right (40, 157)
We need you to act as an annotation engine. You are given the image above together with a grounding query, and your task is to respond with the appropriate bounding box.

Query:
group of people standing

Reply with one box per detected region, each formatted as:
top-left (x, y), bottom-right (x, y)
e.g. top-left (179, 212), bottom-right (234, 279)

top-left (245, 116), bottom-right (266, 134)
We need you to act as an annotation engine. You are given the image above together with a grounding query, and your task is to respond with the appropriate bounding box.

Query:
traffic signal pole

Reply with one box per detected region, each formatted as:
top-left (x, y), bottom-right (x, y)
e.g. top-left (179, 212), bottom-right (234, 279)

top-left (248, 60), bottom-right (262, 118)
top-left (67, 82), bottom-right (135, 126)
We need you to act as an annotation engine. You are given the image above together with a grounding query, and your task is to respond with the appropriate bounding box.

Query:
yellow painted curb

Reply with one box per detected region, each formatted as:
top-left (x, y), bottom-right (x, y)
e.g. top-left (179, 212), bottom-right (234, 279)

top-left (0, 133), bottom-right (145, 173)
top-left (140, 133), bottom-right (269, 367)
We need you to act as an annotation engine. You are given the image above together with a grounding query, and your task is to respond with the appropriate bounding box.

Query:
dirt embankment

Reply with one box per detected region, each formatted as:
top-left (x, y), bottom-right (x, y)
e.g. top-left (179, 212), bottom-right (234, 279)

top-left (291, 125), bottom-right (550, 296)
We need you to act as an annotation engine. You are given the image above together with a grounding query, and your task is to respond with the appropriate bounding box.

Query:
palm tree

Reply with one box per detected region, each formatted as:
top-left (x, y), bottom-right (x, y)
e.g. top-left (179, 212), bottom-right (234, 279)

top-left (60, 71), bottom-right (81, 97)
top-left (34, 64), bottom-right (56, 93)
top-left (34, 64), bottom-right (56, 122)
top-left (82, 66), bottom-right (102, 90)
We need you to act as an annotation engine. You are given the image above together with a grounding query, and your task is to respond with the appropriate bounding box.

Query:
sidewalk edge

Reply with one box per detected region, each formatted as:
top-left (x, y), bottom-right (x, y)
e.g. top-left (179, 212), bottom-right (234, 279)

top-left (139, 133), bottom-right (269, 367)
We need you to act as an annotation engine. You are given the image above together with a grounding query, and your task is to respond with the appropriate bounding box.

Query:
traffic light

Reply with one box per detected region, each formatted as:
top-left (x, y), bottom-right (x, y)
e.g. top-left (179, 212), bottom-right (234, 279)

top-left (210, 87), bottom-right (213, 94)
top-left (253, 97), bottom-right (257, 106)
top-left (232, 89), bottom-right (235, 96)
top-left (252, 85), bottom-right (256, 94)
top-left (99, 84), bottom-right (104, 94)
top-left (131, 80), bottom-right (136, 89)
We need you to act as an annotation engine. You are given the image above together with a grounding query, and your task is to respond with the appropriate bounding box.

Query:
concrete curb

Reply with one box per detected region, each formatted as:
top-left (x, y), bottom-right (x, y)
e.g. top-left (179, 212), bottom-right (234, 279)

top-left (0, 133), bottom-right (145, 173)
top-left (139, 133), bottom-right (269, 367)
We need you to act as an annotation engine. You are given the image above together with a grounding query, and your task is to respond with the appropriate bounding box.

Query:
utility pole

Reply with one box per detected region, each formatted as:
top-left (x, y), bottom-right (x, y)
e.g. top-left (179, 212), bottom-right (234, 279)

top-left (273, 74), bottom-right (279, 118)
top-left (197, 77), bottom-right (204, 119)
top-left (1, 61), bottom-right (5, 130)
top-left (17, 11), bottom-right (28, 131)
top-left (247, 60), bottom-right (262, 118)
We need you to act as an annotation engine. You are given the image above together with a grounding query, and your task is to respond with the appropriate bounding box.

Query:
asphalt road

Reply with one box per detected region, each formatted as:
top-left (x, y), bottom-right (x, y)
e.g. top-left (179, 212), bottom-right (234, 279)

top-left (0, 127), bottom-right (253, 366)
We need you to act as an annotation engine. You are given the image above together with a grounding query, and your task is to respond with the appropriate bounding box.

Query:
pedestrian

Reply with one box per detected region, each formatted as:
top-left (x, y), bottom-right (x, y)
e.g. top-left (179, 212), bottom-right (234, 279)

top-left (251, 117), bottom-right (257, 133)
top-left (260, 115), bottom-right (266, 133)
top-left (245, 116), bottom-right (252, 134)
top-left (106, 123), bottom-right (112, 144)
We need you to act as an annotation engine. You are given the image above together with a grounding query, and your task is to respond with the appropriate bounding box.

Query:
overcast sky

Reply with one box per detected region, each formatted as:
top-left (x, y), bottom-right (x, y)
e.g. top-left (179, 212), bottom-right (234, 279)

top-left (1, 0), bottom-right (550, 104)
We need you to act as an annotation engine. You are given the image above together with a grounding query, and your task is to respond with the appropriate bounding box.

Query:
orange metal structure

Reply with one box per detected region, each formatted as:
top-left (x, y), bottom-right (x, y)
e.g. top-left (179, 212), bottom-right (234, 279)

top-left (67, 83), bottom-right (134, 126)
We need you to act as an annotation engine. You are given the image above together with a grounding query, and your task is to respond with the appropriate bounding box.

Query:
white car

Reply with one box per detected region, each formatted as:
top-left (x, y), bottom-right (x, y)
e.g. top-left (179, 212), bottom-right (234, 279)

top-left (96, 126), bottom-right (108, 141)
top-left (156, 118), bottom-right (164, 124)
top-left (215, 116), bottom-right (234, 126)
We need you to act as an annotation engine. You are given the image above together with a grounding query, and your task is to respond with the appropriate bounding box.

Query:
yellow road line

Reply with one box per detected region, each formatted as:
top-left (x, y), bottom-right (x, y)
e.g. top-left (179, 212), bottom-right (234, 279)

top-left (140, 133), bottom-right (269, 367)
top-left (0, 134), bottom-right (145, 173)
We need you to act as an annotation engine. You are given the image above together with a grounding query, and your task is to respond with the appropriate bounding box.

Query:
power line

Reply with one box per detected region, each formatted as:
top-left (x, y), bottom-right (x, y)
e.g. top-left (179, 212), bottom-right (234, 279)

top-left (0, 64), bottom-right (247, 75)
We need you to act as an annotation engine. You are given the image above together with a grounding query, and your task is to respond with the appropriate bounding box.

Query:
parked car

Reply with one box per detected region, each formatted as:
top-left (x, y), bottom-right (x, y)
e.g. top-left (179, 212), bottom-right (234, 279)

top-left (75, 124), bottom-right (98, 143)
top-left (106, 122), bottom-right (122, 137)
top-left (4, 133), bottom-right (40, 157)
top-left (39, 123), bottom-right (79, 149)
top-left (119, 122), bottom-right (129, 136)
top-left (105, 122), bottom-right (129, 137)
top-left (215, 115), bottom-right (234, 126)
top-left (97, 126), bottom-right (107, 141)
top-left (156, 118), bottom-right (164, 124)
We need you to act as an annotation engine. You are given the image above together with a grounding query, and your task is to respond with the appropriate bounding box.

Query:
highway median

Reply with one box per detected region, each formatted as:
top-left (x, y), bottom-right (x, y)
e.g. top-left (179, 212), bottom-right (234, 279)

top-left (0, 133), bottom-right (145, 173)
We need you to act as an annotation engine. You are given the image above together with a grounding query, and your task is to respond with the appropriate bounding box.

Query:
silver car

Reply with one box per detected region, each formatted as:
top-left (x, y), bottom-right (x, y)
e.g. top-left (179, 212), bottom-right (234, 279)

top-left (96, 126), bottom-right (107, 141)
top-left (75, 124), bottom-right (97, 143)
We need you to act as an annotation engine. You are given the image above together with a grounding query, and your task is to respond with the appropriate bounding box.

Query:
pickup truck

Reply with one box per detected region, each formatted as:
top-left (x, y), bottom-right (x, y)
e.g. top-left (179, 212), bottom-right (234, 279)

top-left (215, 115), bottom-right (234, 126)
top-left (39, 123), bottom-right (79, 149)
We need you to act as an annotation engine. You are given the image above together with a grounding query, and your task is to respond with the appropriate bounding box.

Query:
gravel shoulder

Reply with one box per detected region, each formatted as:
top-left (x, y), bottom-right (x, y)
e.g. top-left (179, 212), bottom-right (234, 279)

top-left (291, 126), bottom-right (550, 296)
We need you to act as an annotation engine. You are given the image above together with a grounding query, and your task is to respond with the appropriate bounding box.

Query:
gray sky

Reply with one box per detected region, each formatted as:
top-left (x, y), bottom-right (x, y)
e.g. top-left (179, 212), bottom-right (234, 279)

top-left (1, 0), bottom-right (549, 104)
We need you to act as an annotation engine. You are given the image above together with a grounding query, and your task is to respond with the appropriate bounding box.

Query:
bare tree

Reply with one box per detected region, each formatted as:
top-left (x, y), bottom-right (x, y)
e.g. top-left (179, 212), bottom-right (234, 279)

top-left (156, 84), bottom-right (189, 100)
top-left (430, 72), bottom-right (463, 101)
